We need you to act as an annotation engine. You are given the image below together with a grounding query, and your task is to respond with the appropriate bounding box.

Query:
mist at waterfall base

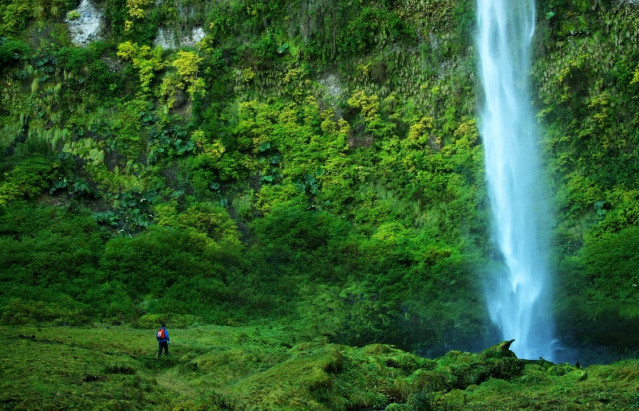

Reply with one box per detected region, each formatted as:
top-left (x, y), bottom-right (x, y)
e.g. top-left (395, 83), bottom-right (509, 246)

top-left (476, 0), bottom-right (557, 361)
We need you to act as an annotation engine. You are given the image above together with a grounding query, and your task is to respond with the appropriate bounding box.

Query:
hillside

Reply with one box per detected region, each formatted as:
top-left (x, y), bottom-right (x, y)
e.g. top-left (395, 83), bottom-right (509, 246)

top-left (0, 0), bottom-right (638, 388)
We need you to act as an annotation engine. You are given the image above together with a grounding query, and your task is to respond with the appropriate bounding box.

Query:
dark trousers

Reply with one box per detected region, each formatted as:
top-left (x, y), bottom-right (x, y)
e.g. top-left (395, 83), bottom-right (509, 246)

top-left (158, 341), bottom-right (169, 357)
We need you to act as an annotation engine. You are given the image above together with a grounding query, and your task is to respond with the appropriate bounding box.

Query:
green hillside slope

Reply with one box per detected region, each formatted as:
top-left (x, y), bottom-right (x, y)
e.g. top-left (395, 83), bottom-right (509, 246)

top-left (0, 0), bottom-right (637, 365)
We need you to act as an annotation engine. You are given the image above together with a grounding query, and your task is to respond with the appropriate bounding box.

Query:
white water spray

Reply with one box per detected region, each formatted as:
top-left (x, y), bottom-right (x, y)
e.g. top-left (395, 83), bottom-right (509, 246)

top-left (476, 0), bottom-right (555, 360)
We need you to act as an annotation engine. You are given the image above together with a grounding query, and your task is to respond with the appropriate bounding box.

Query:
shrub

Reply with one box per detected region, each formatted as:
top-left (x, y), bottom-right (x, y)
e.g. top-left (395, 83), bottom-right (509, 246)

top-left (136, 313), bottom-right (197, 329)
top-left (0, 37), bottom-right (31, 67)
top-left (117, 42), bottom-right (166, 93)
top-left (67, 9), bottom-right (80, 20)
top-left (251, 203), bottom-right (349, 252)
top-left (0, 298), bottom-right (85, 325)
top-left (0, 156), bottom-right (59, 206)
top-left (100, 226), bottom-right (221, 296)
top-left (583, 227), bottom-right (639, 300)
top-left (0, 1), bottom-right (32, 35)
top-left (341, 7), bottom-right (410, 56)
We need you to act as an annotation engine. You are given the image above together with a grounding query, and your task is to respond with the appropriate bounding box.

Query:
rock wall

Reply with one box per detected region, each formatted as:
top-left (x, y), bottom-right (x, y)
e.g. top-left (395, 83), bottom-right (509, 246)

top-left (154, 26), bottom-right (205, 49)
top-left (66, 0), bottom-right (104, 46)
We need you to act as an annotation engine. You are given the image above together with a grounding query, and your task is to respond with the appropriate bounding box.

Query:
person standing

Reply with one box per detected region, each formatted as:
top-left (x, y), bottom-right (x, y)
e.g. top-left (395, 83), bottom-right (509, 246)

top-left (156, 324), bottom-right (170, 357)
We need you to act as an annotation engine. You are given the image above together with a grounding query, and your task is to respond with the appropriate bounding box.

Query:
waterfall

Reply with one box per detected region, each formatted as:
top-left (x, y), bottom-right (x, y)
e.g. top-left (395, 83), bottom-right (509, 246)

top-left (476, 0), bottom-right (555, 360)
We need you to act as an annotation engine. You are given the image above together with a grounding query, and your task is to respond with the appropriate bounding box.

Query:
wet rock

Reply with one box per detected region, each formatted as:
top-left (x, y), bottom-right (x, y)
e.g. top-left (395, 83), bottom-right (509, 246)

top-left (319, 74), bottom-right (343, 99)
top-left (154, 27), bottom-right (206, 49)
top-left (66, 0), bottom-right (104, 46)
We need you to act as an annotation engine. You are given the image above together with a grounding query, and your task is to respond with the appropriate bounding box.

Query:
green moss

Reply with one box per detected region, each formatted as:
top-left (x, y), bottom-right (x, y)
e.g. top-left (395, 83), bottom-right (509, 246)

top-left (66, 9), bottom-right (80, 20)
top-left (2, 326), bottom-right (638, 409)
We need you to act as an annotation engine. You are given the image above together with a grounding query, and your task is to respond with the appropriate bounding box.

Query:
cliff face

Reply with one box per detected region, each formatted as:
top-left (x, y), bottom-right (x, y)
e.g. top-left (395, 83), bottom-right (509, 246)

top-left (531, 0), bottom-right (639, 362)
top-left (0, 0), bottom-right (637, 361)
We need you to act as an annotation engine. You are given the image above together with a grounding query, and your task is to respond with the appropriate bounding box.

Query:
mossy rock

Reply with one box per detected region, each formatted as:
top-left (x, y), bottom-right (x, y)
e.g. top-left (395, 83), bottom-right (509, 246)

top-left (363, 343), bottom-right (392, 355)
top-left (313, 347), bottom-right (344, 374)
top-left (437, 350), bottom-right (478, 366)
top-left (190, 347), bottom-right (285, 377)
top-left (449, 363), bottom-right (491, 388)
top-left (483, 357), bottom-right (525, 380)
top-left (437, 388), bottom-right (468, 407)
top-left (431, 344), bottom-right (524, 388)
top-left (414, 368), bottom-right (456, 391)
top-left (519, 368), bottom-right (551, 384)
top-left (479, 340), bottom-right (518, 360)
top-left (226, 345), bottom-right (345, 408)
top-left (385, 352), bottom-right (433, 373)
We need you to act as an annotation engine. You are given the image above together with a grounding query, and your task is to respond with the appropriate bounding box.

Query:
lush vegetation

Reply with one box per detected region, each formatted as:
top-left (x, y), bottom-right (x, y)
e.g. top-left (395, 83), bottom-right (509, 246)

top-left (3, 325), bottom-right (638, 409)
top-left (0, 0), bottom-right (638, 407)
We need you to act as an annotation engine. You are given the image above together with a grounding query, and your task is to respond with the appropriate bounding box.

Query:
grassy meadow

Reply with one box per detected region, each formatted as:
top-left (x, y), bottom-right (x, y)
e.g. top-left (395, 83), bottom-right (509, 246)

top-left (3, 323), bottom-right (638, 410)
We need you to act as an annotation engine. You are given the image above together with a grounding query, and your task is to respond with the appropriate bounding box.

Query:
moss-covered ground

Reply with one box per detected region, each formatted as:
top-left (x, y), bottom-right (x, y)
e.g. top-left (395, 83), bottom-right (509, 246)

top-left (2, 324), bottom-right (637, 410)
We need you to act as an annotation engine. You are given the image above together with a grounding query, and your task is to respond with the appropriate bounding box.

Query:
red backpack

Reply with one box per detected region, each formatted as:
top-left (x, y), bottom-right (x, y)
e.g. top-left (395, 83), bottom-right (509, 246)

top-left (157, 328), bottom-right (165, 339)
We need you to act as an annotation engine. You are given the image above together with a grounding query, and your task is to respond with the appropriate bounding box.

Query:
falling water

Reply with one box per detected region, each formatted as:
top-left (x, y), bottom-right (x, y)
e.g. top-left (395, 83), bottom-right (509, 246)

top-left (476, 0), bottom-right (555, 360)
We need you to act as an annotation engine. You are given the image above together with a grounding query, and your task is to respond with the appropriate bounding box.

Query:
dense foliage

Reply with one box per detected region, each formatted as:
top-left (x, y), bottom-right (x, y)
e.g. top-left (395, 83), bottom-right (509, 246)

top-left (0, 0), bottom-right (637, 365)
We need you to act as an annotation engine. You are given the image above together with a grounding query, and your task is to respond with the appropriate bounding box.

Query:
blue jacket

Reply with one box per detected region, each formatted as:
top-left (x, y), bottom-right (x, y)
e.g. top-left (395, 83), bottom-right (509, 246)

top-left (156, 327), bottom-right (170, 343)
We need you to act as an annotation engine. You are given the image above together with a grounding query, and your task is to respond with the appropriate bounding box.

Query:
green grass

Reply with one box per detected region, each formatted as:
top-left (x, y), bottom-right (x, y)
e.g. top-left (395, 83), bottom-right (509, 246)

top-left (2, 325), bottom-right (638, 410)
